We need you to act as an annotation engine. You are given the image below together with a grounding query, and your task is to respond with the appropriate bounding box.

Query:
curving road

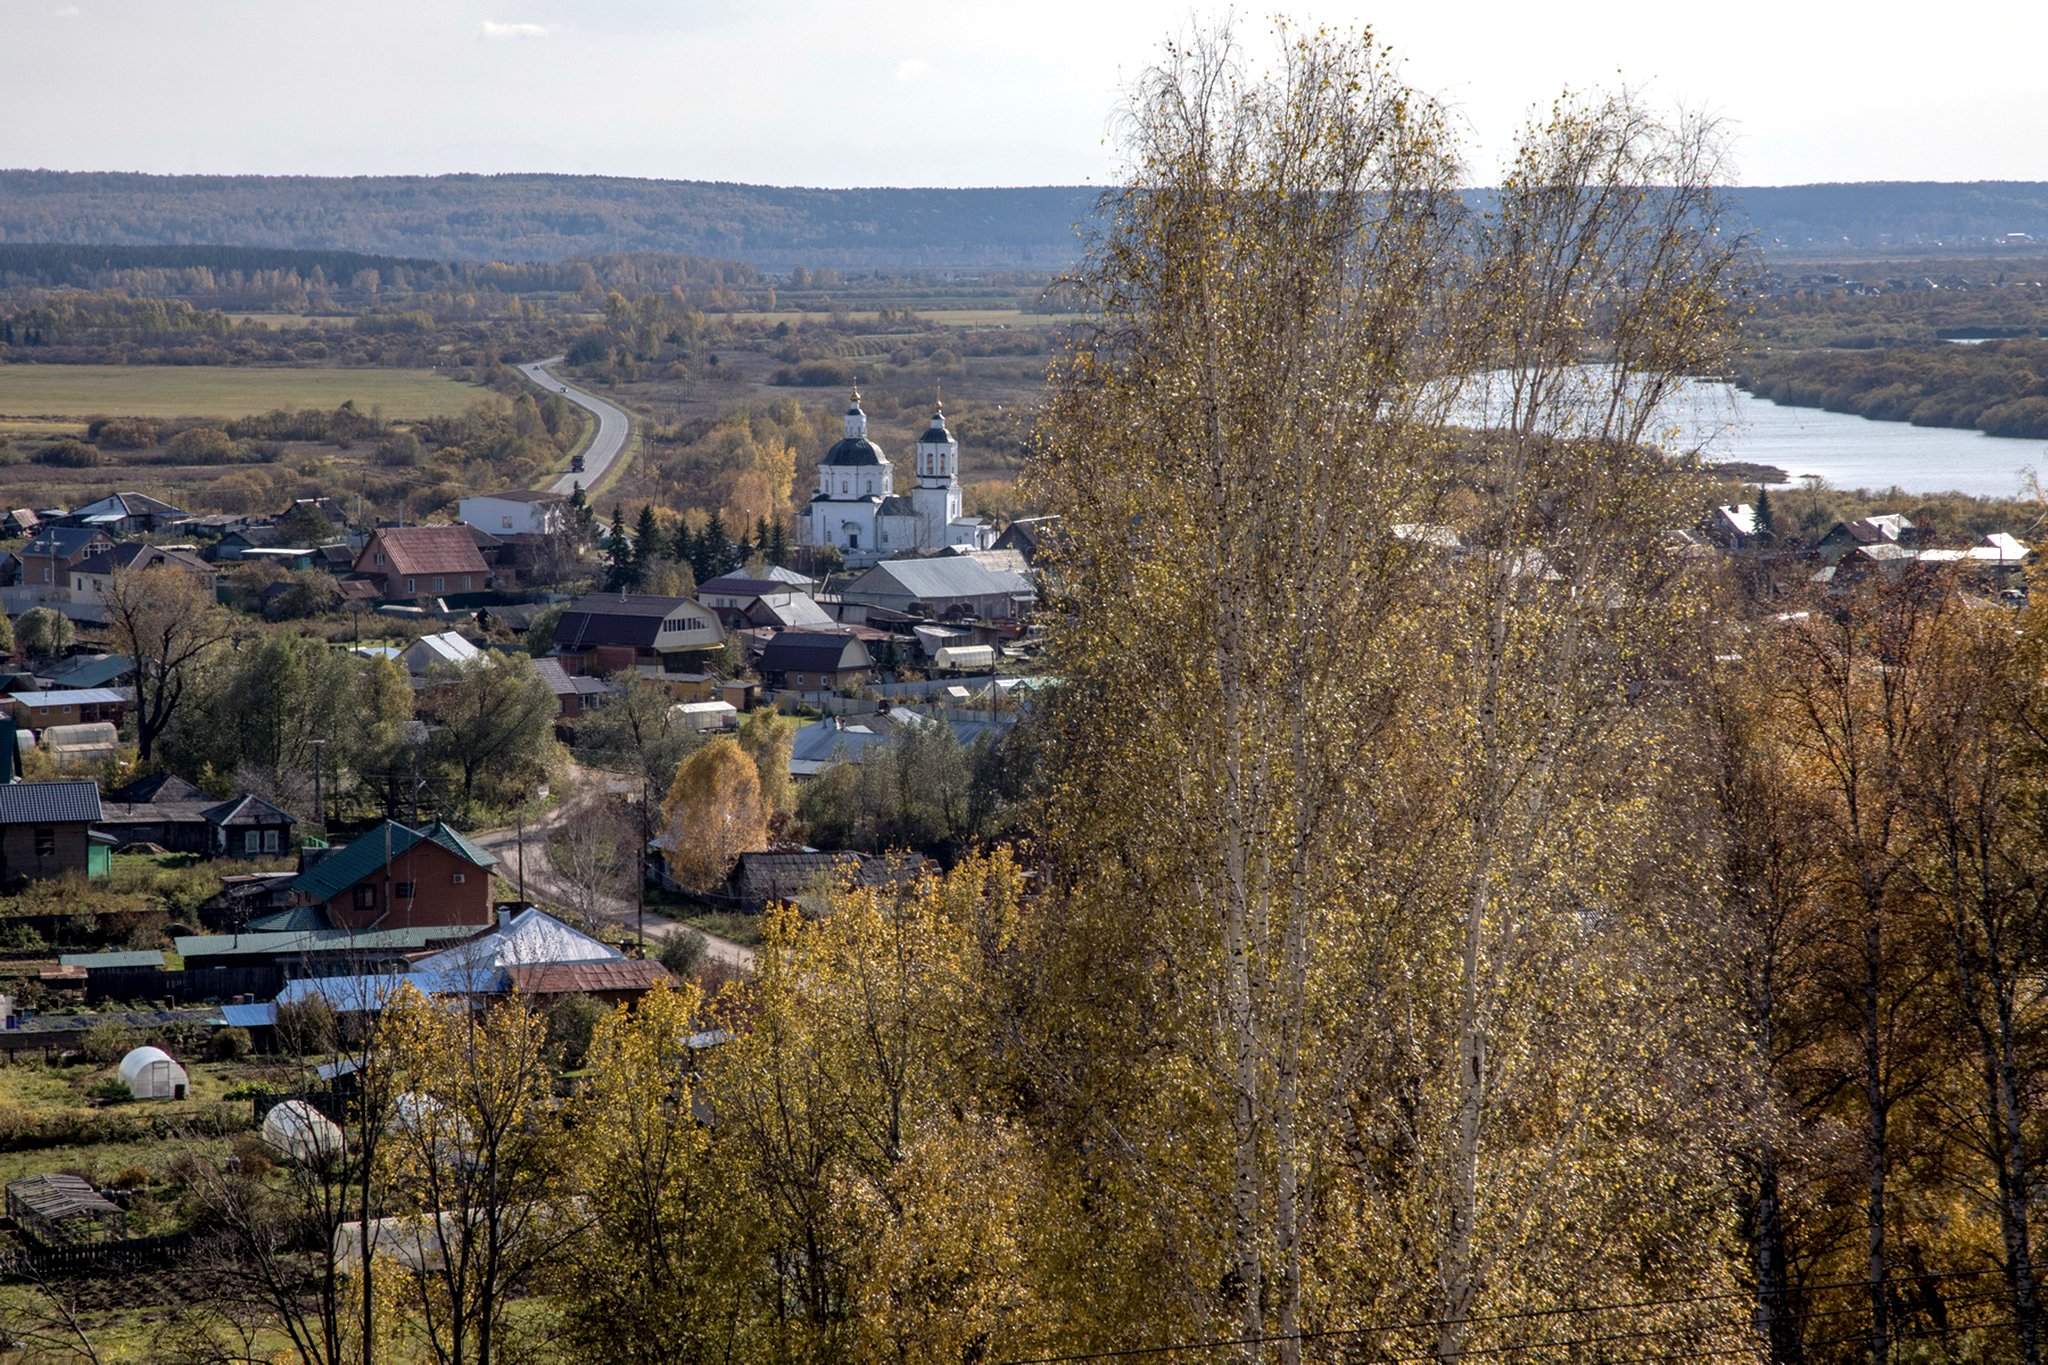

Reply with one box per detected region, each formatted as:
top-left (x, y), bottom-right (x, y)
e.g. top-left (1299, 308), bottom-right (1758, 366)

top-left (517, 355), bottom-right (631, 495)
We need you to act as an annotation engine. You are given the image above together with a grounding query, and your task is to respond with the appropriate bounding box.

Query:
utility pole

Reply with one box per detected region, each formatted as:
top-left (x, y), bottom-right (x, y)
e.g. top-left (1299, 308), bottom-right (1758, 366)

top-left (515, 808), bottom-right (526, 903)
top-left (309, 739), bottom-right (327, 833)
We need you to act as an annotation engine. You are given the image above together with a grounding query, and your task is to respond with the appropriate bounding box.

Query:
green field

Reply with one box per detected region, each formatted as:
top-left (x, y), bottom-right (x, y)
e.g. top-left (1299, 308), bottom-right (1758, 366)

top-left (0, 364), bottom-right (483, 420)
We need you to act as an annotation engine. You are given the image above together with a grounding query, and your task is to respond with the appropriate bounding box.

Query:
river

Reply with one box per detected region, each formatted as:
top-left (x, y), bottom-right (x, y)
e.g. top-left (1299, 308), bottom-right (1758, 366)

top-left (1660, 379), bottom-right (2045, 498)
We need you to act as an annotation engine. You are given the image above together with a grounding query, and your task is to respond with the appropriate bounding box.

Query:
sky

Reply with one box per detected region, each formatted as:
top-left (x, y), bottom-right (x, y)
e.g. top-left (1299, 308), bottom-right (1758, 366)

top-left (6, 0), bottom-right (2045, 188)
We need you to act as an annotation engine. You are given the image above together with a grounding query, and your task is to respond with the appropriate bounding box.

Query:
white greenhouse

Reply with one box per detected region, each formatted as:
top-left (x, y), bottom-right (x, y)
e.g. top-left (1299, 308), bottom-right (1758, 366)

top-left (263, 1099), bottom-right (345, 1165)
top-left (116, 1045), bottom-right (189, 1101)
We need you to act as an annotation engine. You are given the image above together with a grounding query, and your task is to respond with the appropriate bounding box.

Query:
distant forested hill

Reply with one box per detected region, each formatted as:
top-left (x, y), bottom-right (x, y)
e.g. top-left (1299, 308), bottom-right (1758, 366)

top-left (2, 171), bottom-right (2044, 268)
top-left (0, 171), bottom-right (1103, 270)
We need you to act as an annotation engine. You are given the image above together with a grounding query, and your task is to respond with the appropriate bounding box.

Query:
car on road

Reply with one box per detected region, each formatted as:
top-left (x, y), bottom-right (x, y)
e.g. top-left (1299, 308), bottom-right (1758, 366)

top-left (571, 454), bottom-right (586, 473)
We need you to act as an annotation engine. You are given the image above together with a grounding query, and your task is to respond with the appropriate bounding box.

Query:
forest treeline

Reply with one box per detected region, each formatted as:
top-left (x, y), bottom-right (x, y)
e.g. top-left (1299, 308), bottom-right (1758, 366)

top-left (6, 169), bottom-right (2046, 269)
top-left (1739, 339), bottom-right (2048, 437)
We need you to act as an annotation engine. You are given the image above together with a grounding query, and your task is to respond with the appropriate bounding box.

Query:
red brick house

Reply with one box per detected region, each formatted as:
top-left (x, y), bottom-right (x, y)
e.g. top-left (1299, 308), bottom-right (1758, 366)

top-left (287, 819), bottom-right (496, 932)
top-left (352, 526), bottom-right (490, 600)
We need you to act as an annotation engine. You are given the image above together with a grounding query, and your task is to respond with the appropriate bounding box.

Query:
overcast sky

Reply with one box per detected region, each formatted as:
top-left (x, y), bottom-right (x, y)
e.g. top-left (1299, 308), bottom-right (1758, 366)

top-left (7, 0), bottom-right (2044, 187)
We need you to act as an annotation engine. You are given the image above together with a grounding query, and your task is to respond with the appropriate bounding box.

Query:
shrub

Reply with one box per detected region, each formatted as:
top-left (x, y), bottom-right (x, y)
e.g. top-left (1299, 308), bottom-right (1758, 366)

top-left (80, 1020), bottom-right (133, 1065)
top-left (88, 1077), bottom-right (130, 1103)
top-left (92, 418), bottom-right (159, 450)
top-left (208, 1026), bottom-right (253, 1061)
top-left (166, 426), bottom-right (240, 464)
top-left (106, 1165), bottom-right (152, 1190)
top-left (34, 438), bottom-right (100, 468)
top-left (228, 1131), bottom-right (273, 1179)
top-left (657, 928), bottom-right (708, 978)
top-left (275, 997), bottom-right (336, 1057)
top-left (546, 993), bottom-right (606, 1070)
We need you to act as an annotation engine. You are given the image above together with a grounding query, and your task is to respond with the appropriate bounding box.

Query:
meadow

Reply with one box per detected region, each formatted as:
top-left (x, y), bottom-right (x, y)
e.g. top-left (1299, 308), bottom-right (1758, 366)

top-left (0, 364), bottom-right (483, 421)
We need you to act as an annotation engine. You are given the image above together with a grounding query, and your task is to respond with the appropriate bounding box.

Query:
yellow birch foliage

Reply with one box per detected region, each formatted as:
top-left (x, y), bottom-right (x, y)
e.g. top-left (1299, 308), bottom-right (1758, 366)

top-left (659, 735), bottom-right (770, 890)
top-left (696, 849), bottom-right (1060, 1362)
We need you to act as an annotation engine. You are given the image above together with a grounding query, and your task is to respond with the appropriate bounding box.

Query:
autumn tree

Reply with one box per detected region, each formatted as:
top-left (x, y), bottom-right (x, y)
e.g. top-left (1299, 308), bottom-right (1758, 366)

top-left (375, 985), bottom-right (571, 1365)
top-left (658, 736), bottom-right (768, 890)
top-left (14, 606), bottom-right (71, 660)
top-left (557, 980), bottom-right (750, 1361)
top-left (423, 652), bottom-right (558, 808)
top-left (1025, 22), bottom-right (1746, 1363)
top-left (105, 563), bottom-right (235, 761)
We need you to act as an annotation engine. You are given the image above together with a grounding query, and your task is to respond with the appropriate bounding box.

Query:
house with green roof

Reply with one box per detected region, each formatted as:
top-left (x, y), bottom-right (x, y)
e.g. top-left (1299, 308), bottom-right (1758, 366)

top-left (286, 819), bottom-right (497, 933)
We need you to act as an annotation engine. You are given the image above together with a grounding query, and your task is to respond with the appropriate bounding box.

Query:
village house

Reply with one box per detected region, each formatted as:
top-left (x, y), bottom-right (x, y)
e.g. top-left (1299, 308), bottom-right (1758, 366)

top-left (96, 776), bottom-right (297, 858)
top-left (67, 542), bottom-right (217, 606)
top-left (399, 630), bottom-right (481, 678)
top-left (549, 592), bottom-right (725, 677)
top-left (759, 631), bottom-right (874, 693)
top-left (284, 818), bottom-right (497, 932)
top-left (17, 526), bottom-right (114, 591)
top-left (992, 514), bottom-right (1063, 566)
top-left (3, 509), bottom-right (42, 539)
top-left (533, 657), bottom-right (615, 722)
top-left (58, 491), bottom-right (187, 536)
top-left (457, 490), bottom-right (569, 537)
top-left (696, 572), bottom-right (836, 630)
top-left (6, 688), bottom-right (132, 729)
top-left (1705, 504), bottom-right (1761, 550)
top-left (352, 525), bottom-right (490, 600)
top-left (0, 780), bottom-right (109, 885)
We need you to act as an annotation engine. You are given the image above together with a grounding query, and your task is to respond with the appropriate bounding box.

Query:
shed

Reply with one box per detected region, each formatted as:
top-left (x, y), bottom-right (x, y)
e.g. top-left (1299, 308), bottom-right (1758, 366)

top-left (264, 1099), bottom-right (345, 1164)
top-left (671, 700), bottom-right (738, 733)
top-left (117, 1044), bottom-right (189, 1100)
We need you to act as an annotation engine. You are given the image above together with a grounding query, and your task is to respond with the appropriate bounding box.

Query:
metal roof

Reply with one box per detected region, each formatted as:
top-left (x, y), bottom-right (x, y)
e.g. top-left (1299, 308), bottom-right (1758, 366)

top-left (9, 687), bottom-right (133, 708)
top-left (761, 631), bottom-right (870, 674)
top-left (0, 780), bottom-right (104, 824)
top-left (176, 924), bottom-right (461, 959)
top-left (285, 818), bottom-right (495, 904)
top-left (58, 950), bottom-right (165, 970)
top-left (848, 556), bottom-right (1034, 603)
top-left (220, 1002), bottom-right (278, 1028)
top-left (275, 969), bottom-right (501, 1014)
top-left (505, 960), bottom-right (670, 995)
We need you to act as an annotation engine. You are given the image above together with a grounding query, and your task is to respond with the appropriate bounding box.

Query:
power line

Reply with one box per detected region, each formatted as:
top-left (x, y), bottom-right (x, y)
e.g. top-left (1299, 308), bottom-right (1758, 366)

top-left (995, 1266), bottom-right (2012, 1365)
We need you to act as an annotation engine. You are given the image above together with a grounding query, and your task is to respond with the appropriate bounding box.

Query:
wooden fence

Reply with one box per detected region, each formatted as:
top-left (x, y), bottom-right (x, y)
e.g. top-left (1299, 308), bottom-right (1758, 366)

top-left (0, 1230), bottom-right (194, 1281)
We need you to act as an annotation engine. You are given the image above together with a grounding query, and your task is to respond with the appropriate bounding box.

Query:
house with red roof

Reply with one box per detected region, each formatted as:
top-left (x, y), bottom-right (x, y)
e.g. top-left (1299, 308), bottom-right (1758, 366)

top-left (352, 526), bottom-right (490, 601)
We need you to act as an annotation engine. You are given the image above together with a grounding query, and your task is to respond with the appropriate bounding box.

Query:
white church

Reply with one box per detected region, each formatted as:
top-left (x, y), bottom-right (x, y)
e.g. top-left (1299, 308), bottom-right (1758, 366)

top-left (800, 391), bottom-right (993, 565)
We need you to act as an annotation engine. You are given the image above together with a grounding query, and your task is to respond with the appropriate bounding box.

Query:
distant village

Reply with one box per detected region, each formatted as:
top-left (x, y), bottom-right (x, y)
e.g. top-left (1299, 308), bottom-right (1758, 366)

top-left (0, 388), bottom-right (1058, 1074)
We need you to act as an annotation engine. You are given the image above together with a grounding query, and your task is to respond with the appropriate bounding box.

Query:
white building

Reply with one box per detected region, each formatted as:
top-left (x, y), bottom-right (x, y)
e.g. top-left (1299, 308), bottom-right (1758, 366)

top-left (800, 393), bottom-right (992, 565)
top-left (457, 490), bottom-right (568, 537)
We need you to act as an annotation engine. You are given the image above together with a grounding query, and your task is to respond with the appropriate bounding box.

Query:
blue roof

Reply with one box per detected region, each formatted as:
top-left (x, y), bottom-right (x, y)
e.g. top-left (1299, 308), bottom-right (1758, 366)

top-left (274, 969), bottom-right (501, 1014)
top-left (220, 1003), bottom-right (278, 1028)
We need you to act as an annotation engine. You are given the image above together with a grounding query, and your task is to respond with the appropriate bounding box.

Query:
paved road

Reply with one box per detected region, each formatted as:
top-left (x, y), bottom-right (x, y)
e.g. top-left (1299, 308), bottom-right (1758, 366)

top-left (516, 356), bottom-right (631, 495)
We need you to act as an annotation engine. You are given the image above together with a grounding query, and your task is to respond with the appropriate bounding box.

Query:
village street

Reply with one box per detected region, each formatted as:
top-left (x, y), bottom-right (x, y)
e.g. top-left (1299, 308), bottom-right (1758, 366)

top-left (471, 762), bottom-right (756, 969)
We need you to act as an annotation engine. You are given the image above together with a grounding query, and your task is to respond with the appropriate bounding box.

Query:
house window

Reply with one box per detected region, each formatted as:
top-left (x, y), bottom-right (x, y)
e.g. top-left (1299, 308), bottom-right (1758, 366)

top-left (406, 577), bottom-right (417, 593)
top-left (395, 881), bottom-right (416, 899)
top-left (355, 884), bottom-right (378, 910)
top-left (452, 872), bottom-right (466, 884)
top-left (501, 517), bottom-right (513, 529)
top-left (244, 830), bottom-right (261, 854)
top-left (262, 829), bottom-right (280, 853)
top-left (33, 828), bottom-right (54, 857)
top-left (433, 576), bottom-right (445, 593)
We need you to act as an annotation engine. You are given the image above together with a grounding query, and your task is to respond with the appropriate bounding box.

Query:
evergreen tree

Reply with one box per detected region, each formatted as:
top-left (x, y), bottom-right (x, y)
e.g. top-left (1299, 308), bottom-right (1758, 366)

top-left (766, 518), bottom-right (789, 567)
top-left (633, 504), bottom-right (661, 577)
top-left (605, 504), bottom-right (635, 591)
top-left (755, 517), bottom-right (772, 555)
top-left (672, 519), bottom-right (697, 571)
top-left (1753, 485), bottom-right (1775, 541)
top-left (700, 510), bottom-right (733, 580)
top-left (732, 531), bottom-right (754, 569)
